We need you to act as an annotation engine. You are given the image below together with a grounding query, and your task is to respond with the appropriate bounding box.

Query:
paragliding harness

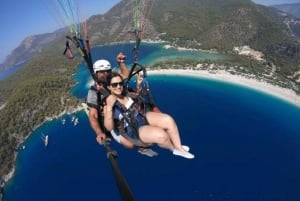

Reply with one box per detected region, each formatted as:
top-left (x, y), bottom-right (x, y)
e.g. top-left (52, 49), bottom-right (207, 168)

top-left (109, 24), bottom-right (159, 145)
top-left (87, 82), bottom-right (148, 144)
top-left (89, 81), bottom-right (151, 147)
top-left (78, 24), bottom-right (158, 146)
top-left (52, 1), bottom-right (152, 200)
top-left (58, 1), bottom-right (158, 198)
top-left (88, 84), bottom-right (112, 137)
top-left (63, 40), bottom-right (74, 59)
top-left (113, 92), bottom-right (150, 147)
top-left (126, 65), bottom-right (158, 113)
top-left (62, 2), bottom-right (158, 135)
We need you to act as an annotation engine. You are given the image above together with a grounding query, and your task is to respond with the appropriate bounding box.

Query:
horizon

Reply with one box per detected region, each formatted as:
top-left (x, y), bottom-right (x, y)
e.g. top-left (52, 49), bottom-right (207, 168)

top-left (0, 0), bottom-right (299, 65)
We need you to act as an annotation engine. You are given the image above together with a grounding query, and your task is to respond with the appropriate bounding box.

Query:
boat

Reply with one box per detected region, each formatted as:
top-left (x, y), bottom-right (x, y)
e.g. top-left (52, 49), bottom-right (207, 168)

top-left (74, 117), bottom-right (79, 126)
top-left (41, 134), bottom-right (49, 147)
top-left (71, 116), bottom-right (75, 122)
top-left (61, 118), bottom-right (66, 125)
top-left (45, 135), bottom-right (49, 147)
top-left (17, 144), bottom-right (26, 151)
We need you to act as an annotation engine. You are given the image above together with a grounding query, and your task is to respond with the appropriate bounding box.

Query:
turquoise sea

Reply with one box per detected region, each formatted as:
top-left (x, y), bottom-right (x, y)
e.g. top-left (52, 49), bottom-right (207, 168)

top-left (3, 43), bottom-right (300, 201)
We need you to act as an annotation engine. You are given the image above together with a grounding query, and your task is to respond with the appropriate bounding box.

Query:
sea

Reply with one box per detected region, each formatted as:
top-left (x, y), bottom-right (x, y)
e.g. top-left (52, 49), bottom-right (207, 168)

top-left (3, 43), bottom-right (300, 201)
top-left (0, 61), bottom-right (29, 81)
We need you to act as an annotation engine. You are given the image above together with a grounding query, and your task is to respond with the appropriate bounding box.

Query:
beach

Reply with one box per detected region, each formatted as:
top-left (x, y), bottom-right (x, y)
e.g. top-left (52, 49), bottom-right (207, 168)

top-left (148, 69), bottom-right (300, 108)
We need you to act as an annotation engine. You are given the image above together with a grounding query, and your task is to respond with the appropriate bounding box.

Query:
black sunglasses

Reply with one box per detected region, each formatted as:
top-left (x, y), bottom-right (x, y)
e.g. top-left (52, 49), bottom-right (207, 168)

top-left (110, 81), bottom-right (124, 88)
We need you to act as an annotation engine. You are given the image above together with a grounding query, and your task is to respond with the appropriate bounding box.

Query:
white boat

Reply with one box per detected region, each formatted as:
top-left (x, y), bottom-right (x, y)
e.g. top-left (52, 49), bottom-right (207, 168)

top-left (41, 134), bottom-right (49, 147)
top-left (74, 118), bottom-right (79, 126)
top-left (61, 118), bottom-right (66, 125)
top-left (45, 135), bottom-right (49, 147)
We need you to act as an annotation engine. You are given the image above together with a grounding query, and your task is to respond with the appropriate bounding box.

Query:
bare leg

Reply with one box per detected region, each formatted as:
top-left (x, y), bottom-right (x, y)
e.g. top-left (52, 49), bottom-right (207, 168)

top-left (139, 125), bottom-right (194, 159)
top-left (119, 136), bottom-right (135, 149)
top-left (145, 112), bottom-right (185, 151)
top-left (139, 125), bottom-right (175, 151)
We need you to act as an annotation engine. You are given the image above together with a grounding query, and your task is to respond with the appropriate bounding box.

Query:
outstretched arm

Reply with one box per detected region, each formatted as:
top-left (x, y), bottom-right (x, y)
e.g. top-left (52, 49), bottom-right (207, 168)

top-left (117, 52), bottom-right (129, 79)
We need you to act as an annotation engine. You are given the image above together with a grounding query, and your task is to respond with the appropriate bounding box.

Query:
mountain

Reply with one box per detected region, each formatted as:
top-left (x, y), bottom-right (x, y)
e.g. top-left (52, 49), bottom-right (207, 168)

top-left (1, 0), bottom-right (300, 74)
top-left (271, 3), bottom-right (300, 40)
top-left (272, 3), bottom-right (300, 18)
top-left (2, 0), bottom-right (300, 76)
top-left (0, 30), bottom-right (66, 72)
top-left (149, 0), bottom-right (300, 74)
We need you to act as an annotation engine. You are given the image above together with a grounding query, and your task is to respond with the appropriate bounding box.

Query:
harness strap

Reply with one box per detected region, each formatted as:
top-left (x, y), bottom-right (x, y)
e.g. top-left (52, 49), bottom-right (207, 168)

top-left (90, 83), bottom-right (149, 146)
top-left (114, 95), bottom-right (149, 147)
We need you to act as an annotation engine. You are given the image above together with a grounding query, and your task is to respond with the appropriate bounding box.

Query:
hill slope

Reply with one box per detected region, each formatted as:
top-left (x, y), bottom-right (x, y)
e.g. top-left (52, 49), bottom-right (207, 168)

top-left (273, 3), bottom-right (300, 18)
top-left (2, 0), bottom-right (299, 75)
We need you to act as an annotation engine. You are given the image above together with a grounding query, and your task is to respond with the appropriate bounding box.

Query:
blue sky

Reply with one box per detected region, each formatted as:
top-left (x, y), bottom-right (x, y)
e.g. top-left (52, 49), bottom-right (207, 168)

top-left (0, 0), bottom-right (121, 63)
top-left (253, 0), bottom-right (300, 5)
top-left (0, 0), bottom-right (299, 63)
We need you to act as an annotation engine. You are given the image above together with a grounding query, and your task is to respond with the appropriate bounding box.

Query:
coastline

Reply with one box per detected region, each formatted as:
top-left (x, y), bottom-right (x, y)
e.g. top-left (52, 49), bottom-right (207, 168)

top-left (0, 104), bottom-right (84, 200)
top-left (0, 104), bottom-right (6, 110)
top-left (2, 68), bottom-right (300, 200)
top-left (148, 69), bottom-right (300, 108)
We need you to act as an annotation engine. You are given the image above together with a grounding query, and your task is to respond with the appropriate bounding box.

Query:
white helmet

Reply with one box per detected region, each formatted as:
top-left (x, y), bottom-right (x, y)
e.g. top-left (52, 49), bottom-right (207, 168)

top-left (93, 59), bottom-right (112, 73)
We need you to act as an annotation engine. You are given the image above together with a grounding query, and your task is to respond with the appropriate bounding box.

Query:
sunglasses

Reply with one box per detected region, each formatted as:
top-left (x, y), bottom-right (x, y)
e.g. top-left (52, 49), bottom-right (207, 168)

top-left (110, 81), bottom-right (124, 88)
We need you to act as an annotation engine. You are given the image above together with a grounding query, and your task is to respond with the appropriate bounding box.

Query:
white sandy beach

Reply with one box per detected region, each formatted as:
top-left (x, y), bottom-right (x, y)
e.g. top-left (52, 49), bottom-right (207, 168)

top-left (148, 69), bottom-right (300, 108)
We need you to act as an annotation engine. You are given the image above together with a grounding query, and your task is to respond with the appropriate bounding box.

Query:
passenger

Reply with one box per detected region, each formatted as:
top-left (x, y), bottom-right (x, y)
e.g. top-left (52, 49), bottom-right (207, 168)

top-left (135, 71), bottom-right (160, 113)
top-left (103, 72), bottom-right (195, 159)
top-left (86, 53), bottom-right (157, 157)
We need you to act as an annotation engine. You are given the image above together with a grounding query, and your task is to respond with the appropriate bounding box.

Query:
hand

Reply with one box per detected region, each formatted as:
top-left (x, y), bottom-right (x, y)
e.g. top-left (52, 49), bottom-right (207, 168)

top-left (117, 52), bottom-right (126, 63)
top-left (96, 134), bottom-right (106, 145)
top-left (105, 95), bottom-right (117, 108)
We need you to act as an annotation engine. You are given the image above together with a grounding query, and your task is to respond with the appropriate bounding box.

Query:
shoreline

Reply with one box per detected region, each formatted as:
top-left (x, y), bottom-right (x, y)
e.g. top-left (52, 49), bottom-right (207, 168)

top-left (148, 69), bottom-right (300, 108)
top-left (2, 68), bottom-right (299, 199)
top-left (0, 104), bottom-right (84, 200)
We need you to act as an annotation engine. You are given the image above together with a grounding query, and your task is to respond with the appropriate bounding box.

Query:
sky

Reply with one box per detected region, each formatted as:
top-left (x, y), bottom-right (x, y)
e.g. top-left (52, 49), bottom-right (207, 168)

top-left (0, 0), bottom-right (299, 64)
top-left (253, 0), bottom-right (300, 5)
top-left (0, 0), bottom-right (121, 63)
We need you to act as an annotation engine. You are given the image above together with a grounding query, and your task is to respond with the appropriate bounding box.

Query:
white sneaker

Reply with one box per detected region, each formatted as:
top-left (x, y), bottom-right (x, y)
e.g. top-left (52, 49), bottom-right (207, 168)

top-left (173, 149), bottom-right (195, 159)
top-left (138, 148), bottom-right (158, 157)
top-left (182, 145), bottom-right (190, 152)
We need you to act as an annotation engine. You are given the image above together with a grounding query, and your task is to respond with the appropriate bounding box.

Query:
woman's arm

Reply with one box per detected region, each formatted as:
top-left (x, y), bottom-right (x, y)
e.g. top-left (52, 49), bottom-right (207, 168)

top-left (103, 95), bottom-right (116, 131)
